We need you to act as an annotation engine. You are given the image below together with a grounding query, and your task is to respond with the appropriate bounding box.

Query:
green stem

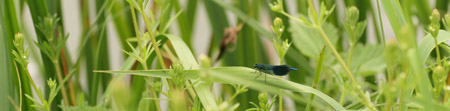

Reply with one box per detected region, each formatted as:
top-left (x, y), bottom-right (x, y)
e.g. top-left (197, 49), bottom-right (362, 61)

top-left (279, 60), bottom-right (283, 111)
top-left (434, 38), bottom-right (442, 66)
top-left (140, 13), bottom-right (171, 111)
top-left (52, 59), bottom-right (70, 106)
top-left (143, 64), bottom-right (161, 111)
top-left (13, 62), bottom-right (22, 111)
top-left (279, 77), bottom-right (283, 111)
top-left (130, 6), bottom-right (161, 111)
top-left (342, 44), bottom-right (354, 105)
top-left (227, 89), bottom-right (241, 104)
top-left (129, 7), bottom-right (145, 61)
top-left (24, 68), bottom-right (45, 103)
top-left (281, 12), bottom-right (303, 24)
top-left (317, 27), bottom-right (376, 111)
top-left (339, 91), bottom-right (345, 105)
top-left (140, 11), bottom-right (166, 70)
top-left (347, 44), bottom-right (354, 68)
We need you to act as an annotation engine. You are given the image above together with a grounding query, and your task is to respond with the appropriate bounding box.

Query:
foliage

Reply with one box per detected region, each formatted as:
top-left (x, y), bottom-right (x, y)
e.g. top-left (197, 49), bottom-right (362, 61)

top-left (3, 0), bottom-right (450, 111)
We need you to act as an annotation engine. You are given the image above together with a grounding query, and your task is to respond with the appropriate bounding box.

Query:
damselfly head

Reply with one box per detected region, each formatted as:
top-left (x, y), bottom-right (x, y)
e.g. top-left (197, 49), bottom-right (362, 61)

top-left (253, 64), bottom-right (260, 68)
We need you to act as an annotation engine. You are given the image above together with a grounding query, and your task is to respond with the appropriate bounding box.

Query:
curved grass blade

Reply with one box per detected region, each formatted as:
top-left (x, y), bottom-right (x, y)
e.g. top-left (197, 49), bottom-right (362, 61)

top-left (96, 67), bottom-right (345, 110)
top-left (418, 30), bottom-right (450, 64)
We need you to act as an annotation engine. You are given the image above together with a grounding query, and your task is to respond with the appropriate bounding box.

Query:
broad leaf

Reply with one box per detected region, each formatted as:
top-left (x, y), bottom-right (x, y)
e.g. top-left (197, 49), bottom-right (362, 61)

top-left (289, 20), bottom-right (338, 59)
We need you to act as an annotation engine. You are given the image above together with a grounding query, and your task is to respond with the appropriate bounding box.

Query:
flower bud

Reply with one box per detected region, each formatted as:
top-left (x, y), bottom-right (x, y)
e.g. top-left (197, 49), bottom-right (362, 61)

top-left (272, 17), bottom-right (285, 37)
top-left (433, 66), bottom-right (446, 83)
top-left (47, 78), bottom-right (56, 88)
top-left (346, 6), bottom-right (359, 26)
top-left (13, 33), bottom-right (24, 50)
top-left (429, 9), bottom-right (441, 38)
top-left (258, 92), bottom-right (269, 108)
top-left (269, 0), bottom-right (283, 13)
top-left (430, 9), bottom-right (441, 23)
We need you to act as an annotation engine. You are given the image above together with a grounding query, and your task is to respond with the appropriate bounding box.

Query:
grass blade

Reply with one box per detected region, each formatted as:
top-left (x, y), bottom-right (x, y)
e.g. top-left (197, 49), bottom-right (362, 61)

top-left (96, 67), bottom-right (345, 110)
top-left (0, 1), bottom-right (14, 110)
top-left (305, 46), bottom-right (326, 111)
top-left (419, 30), bottom-right (450, 64)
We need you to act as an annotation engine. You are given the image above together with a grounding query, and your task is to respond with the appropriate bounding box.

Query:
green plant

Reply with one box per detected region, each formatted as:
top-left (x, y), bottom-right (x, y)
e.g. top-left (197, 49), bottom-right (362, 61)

top-left (5, 0), bottom-right (450, 111)
top-left (25, 79), bottom-right (58, 111)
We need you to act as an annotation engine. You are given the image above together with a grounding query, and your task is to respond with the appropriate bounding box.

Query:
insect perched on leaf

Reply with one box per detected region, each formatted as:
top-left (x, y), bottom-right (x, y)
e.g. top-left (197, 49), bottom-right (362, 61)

top-left (253, 64), bottom-right (298, 82)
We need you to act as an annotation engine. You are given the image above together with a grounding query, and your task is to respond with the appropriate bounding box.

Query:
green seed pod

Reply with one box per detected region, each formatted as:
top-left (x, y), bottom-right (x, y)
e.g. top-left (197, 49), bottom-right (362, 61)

top-left (258, 92), bottom-right (269, 108)
top-left (430, 9), bottom-right (441, 24)
top-left (346, 6), bottom-right (359, 26)
top-left (13, 33), bottom-right (24, 50)
top-left (269, 0), bottom-right (283, 13)
top-left (47, 78), bottom-right (56, 88)
top-left (429, 9), bottom-right (441, 38)
top-left (433, 66), bottom-right (445, 84)
top-left (272, 17), bottom-right (284, 38)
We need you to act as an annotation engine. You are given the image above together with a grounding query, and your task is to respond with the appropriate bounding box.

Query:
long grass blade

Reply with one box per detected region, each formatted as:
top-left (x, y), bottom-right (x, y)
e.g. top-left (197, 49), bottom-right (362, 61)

top-left (0, 1), bottom-right (14, 110)
top-left (306, 46), bottom-right (326, 111)
top-left (419, 30), bottom-right (450, 64)
top-left (96, 67), bottom-right (345, 110)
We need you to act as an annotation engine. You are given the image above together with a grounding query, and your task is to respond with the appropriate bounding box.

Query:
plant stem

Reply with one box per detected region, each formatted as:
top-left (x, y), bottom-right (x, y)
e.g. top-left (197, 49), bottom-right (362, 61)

top-left (143, 64), bottom-right (161, 111)
top-left (140, 11), bottom-right (166, 70)
top-left (317, 27), bottom-right (376, 111)
top-left (281, 12), bottom-right (303, 24)
top-left (434, 38), bottom-right (442, 66)
top-left (139, 13), bottom-right (171, 111)
top-left (130, 7), bottom-right (161, 111)
top-left (279, 78), bottom-right (283, 111)
top-left (25, 67), bottom-right (45, 103)
top-left (52, 59), bottom-right (70, 106)
top-left (340, 43), bottom-right (353, 105)
top-left (279, 53), bottom-right (284, 111)
top-left (339, 91), bottom-right (345, 105)
top-left (13, 62), bottom-right (22, 111)
top-left (347, 44), bottom-right (354, 68)
top-left (228, 89), bottom-right (241, 103)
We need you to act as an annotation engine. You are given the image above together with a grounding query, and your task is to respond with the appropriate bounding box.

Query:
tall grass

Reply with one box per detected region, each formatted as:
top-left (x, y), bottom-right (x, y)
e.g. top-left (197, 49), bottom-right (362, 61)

top-left (3, 0), bottom-right (450, 111)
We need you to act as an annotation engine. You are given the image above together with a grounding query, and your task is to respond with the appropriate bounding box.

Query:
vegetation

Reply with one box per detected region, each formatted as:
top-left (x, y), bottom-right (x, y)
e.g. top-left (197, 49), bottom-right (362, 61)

top-left (2, 0), bottom-right (450, 110)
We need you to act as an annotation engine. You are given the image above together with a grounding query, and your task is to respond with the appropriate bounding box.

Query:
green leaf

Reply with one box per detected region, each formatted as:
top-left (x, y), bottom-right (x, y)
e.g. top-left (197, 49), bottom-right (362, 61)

top-left (96, 67), bottom-right (345, 110)
top-left (348, 44), bottom-right (386, 76)
top-left (419, 30), bottom-right (450, 64)
top-left (289, 20), bottom-right (338, 58)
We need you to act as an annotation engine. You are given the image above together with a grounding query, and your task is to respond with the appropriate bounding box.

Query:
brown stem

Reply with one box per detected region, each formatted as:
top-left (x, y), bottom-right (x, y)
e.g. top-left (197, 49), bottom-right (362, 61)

top-left (60, 49), bottom-right (76, 105)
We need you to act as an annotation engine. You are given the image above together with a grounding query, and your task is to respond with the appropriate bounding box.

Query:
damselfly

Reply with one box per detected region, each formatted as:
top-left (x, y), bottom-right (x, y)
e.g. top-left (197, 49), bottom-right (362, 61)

top-left (253, 64), bottom-right (298, 82)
